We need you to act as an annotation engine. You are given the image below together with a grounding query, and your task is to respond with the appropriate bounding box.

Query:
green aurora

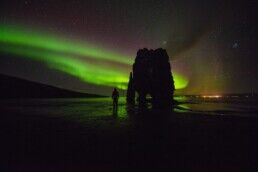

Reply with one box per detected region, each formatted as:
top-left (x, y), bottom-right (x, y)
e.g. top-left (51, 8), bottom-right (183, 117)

top-left (0, 24), bottom-right (188, 90)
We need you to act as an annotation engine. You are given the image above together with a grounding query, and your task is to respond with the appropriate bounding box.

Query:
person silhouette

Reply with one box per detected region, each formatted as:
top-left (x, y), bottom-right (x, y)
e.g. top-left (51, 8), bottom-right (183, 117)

top-left (112, 88), bottom-right (119, 111)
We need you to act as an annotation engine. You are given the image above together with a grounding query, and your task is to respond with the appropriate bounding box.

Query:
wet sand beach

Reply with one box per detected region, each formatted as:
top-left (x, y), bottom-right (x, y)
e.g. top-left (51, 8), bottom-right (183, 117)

top-left (0, 97), bottom-right (258, 171)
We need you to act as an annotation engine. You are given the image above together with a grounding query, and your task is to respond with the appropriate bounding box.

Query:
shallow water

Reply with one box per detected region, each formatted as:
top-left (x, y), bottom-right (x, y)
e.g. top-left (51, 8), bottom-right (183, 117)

top-left (1, 96), bottom-right (257, 122)
top-left (175, 96), bottom-right (258, 117)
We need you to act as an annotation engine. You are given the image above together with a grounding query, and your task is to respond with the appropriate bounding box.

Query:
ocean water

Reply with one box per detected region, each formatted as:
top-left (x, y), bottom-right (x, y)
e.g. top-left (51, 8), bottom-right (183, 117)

top-left (175, 96), bottom-right (258, 117)
top-left (1, 96), bottom-right (257, 123)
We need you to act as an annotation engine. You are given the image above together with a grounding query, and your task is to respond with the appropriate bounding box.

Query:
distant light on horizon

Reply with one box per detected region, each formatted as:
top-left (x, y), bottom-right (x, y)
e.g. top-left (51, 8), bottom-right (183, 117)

top-left (202, 95), bottom-right (222, 98)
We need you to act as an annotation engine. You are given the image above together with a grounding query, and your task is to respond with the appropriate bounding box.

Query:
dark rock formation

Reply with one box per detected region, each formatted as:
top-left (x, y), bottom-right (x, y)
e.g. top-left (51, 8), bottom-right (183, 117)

top-left (126, 72), bottom-right (135, 104)
top-left (126, 48), bottom-right (175, 108)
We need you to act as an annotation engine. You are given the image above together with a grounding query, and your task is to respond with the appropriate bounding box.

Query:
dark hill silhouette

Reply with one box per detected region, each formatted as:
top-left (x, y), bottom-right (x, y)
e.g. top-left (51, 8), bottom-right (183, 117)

top-left (0, 74), bottom-right (103, 98)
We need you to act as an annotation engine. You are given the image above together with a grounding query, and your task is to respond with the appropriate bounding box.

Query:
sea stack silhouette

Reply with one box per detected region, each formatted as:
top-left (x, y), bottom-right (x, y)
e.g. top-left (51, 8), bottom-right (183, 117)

top-left (126, 48), bottom-right (175, 108)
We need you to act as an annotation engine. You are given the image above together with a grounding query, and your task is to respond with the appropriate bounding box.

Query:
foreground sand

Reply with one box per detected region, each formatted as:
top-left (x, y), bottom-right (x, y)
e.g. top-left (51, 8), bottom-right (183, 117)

top-left (1, 106), bottom-right (258, 172)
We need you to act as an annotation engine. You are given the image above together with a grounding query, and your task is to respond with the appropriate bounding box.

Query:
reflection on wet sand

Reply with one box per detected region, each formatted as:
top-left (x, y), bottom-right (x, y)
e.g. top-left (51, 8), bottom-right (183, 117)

top-left (0, 96), bottom-right (258, 171)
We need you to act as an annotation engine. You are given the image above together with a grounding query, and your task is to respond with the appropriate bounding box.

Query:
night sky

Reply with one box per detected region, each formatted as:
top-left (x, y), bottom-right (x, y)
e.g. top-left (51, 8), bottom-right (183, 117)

top-left (0, 0), bottom-right (257, 95)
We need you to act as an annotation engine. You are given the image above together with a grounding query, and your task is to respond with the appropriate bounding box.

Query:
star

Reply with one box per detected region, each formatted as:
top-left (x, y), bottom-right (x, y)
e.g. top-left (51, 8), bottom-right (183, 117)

top-left (24, 0), bottom-right (30, 5)
top-left (162, 40), bottom-right (167, 45)
top-left (232, 42), bottom-right (239, 49)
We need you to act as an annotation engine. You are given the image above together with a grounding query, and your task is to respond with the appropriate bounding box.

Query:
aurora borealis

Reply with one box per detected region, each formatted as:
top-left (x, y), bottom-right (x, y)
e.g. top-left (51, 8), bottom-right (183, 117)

top-left (0, 24), bottom-right (188, 90)
top-left (0, 0), bottom-right (257, 95)
top-left (0, 24), bottom-right (131, 89)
